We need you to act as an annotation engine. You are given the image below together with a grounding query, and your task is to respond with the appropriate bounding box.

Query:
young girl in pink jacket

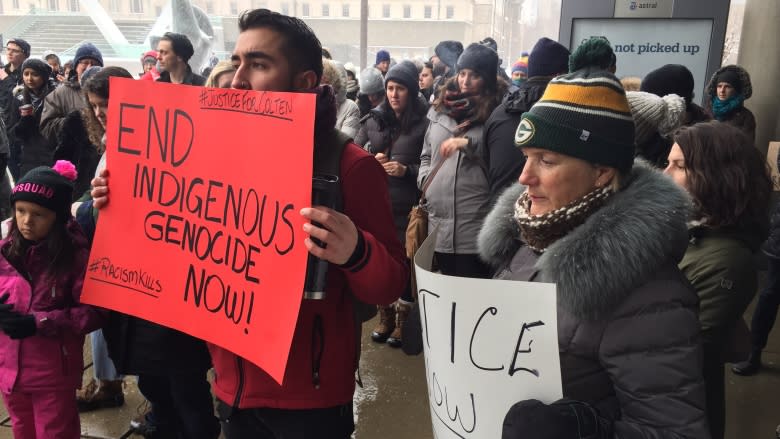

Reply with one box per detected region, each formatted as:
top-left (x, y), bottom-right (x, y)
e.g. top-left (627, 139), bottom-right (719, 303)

top-left (0, 160), bottom-right (104, 438)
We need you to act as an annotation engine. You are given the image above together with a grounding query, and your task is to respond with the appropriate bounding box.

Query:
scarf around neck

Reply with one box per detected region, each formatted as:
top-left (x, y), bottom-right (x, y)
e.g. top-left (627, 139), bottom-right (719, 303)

top-left (514, 186), bottom-right (614, 252)
top-left (711, 95), bottom-right (744, 120)
top-left (442, 88), bottom-right (479, 128)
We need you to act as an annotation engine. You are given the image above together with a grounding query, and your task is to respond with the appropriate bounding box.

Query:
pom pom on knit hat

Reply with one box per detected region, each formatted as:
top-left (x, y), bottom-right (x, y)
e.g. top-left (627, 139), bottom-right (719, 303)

top-left (10, 161), bottom-right (78, 217)
top-left (626, 91), bottom-right (686, 146)
top-left (515, 67), bottom-right (635, 173)
top-left (568, 37), bottom-right (615, 72)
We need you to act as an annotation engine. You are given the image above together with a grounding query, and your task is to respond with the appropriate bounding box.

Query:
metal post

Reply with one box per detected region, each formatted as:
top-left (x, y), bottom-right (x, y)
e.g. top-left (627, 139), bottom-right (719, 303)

top-left (360, 0), bottom-right (367, 71)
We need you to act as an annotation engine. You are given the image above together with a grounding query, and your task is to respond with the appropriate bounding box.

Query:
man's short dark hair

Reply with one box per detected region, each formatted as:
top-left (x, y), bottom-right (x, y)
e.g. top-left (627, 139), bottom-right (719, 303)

top-left (238, 8), bottom-right (323, 84)
top-left (161, 32), bottom-right (195, 63)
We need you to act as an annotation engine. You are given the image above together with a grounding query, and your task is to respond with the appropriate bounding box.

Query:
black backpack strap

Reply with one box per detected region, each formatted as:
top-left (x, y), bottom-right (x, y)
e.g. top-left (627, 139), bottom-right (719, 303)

top-left (313, 129), bottom-right (352, 211)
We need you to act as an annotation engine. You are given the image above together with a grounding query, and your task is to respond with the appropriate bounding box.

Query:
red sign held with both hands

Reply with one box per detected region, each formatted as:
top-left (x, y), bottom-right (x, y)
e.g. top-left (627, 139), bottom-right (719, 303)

top-left (81, 78), bottom-right (315, 384)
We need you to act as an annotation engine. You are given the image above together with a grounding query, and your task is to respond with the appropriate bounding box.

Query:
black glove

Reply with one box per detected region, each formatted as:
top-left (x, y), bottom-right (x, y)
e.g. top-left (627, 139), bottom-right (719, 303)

top-left (0, 292), bottom-right (16, 318)
top-left (0, 292), bottom-right (37, 340)
top-left (0, 313), bottom-right (37, 339)
top-left (502, 398), bottom-right (613, 439)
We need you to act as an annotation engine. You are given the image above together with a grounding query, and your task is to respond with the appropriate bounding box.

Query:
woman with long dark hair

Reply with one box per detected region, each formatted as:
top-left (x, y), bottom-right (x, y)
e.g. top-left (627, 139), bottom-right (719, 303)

top-left (354, 60), bottom-right (429, 348)
top-left (664, 121), bottom-right (770, 439)
top-left (418, 43), bottom-right (507, 278)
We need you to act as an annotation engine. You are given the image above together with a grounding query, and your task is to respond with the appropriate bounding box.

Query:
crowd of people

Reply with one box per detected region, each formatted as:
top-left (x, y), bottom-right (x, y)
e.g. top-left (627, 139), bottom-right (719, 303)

top-left (0, 7), bottom-right (776, 439)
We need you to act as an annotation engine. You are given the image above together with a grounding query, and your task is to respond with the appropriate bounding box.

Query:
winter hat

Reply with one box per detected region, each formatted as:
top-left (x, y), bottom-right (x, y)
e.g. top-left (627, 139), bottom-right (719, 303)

top-left (511, 54), bottom-right (529, 82)
top-left (457, 43), bottom-right (499, 91)
top-left (528, 37), bottom-right (570, 78)
top-left (626, 91), bottom-right (686, 146)
top-left (434, 40), bottom-right (464, 71)
top-left (20, 58), bottom-right (52, 80)
top-left (568, 37), bottom-right (614, 72)
top-left (515, 67), bottom-right (635, 173)
top-left (640, 64), bottom-right (695, 104)
top-left (141, 50), bottom-right (158, 65)
top-left (80, 66), bottom-right (103, 88)
top-left (479, 37), bottom-right (498, 53)
top-left (7, 38), bottom-right (31, 57)
top-left (385, 60), bottom-right (420, 96)
top-left (73, 42), bottom-right (104, 67)
top-left (11, 160), bottom-right (77, 218)
top-left (162, 32), bottom-right (195, 62)
top-left (375, 50), bottom-right (391, 65)
top-left (715, 69), bottom-right (741, 94)
top-left (359, 67), bottom-right (385, 96)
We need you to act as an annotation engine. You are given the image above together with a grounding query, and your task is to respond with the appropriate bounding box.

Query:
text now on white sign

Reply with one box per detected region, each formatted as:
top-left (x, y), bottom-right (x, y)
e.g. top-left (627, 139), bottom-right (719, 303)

top-left (414, 229), bottom-right (562, 438)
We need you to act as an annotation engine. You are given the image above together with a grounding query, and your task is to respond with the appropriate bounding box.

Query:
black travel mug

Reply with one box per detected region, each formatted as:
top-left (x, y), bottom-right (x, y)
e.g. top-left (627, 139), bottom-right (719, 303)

top-left (303, 174), bottom-right (340, 300)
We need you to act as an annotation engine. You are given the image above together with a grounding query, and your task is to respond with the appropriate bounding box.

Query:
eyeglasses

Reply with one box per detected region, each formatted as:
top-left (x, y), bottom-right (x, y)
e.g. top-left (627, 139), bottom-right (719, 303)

top-left (6, 47), bottom-right (22, 54)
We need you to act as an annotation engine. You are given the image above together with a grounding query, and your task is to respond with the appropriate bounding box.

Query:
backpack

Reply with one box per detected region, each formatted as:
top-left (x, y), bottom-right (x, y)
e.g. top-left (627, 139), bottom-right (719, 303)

top-left (313, 128), bottom-right (378, 324)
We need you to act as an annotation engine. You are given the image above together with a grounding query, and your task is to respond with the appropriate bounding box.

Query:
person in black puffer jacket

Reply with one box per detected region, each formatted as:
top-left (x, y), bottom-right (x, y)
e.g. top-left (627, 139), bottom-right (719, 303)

top-left (354, 60), bottom-right (429, 348)
top-left (483, 38), bottom-right (569, 200)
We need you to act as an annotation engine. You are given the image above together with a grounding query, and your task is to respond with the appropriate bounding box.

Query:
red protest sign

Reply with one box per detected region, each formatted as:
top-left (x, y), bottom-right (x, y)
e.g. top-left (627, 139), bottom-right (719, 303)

top-left (81, 78), bottom-right (315, 384)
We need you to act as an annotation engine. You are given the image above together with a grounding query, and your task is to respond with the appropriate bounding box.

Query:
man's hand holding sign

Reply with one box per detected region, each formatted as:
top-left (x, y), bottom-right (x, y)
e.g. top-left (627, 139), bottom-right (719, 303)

top-left (83, 78), bottom-right (326, 383)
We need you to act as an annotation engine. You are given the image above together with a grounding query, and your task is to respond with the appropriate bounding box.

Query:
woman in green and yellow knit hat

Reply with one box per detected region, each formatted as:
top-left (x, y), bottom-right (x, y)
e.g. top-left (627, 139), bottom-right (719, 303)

top-left (478, 37), bottom-right (709, 439)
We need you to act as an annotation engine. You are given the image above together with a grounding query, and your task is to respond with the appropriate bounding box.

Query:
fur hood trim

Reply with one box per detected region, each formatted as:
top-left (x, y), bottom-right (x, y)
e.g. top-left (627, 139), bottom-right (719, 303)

top-left (705, 64), bottom-right (752, 100)
top-left (478, 161), bottom-right (692, 319)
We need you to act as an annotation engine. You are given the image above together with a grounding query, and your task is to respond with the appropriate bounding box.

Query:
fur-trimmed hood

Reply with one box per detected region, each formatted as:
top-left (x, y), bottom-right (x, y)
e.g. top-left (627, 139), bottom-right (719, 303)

top-left (705, 64), bottom-right (752, 100)
top-left (478, 162), bottom-right (692, 319)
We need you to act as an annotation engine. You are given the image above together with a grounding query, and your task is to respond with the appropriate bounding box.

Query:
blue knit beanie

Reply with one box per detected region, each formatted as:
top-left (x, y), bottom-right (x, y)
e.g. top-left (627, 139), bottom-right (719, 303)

top-left (375, 50), bottom-right (391, 65)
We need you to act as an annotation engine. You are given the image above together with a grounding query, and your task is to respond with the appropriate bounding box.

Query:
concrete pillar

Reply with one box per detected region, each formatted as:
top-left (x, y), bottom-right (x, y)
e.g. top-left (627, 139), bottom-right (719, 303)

top-left (737, 0), bottom-right (780, 155)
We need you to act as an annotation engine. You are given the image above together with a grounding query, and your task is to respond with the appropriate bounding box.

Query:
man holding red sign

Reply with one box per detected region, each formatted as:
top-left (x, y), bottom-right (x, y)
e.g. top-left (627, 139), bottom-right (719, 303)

top-left (91, 9), bottom-right (408, 439)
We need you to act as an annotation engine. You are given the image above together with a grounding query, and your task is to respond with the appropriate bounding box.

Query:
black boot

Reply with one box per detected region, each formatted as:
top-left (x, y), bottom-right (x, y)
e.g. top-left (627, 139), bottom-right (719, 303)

top-left (731, 350), bottom-right (762, 376)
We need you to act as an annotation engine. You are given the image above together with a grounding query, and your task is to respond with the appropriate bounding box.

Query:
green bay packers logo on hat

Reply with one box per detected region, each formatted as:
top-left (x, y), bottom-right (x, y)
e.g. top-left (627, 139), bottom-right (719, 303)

top-left (515, 118), bottom-right (535, 145)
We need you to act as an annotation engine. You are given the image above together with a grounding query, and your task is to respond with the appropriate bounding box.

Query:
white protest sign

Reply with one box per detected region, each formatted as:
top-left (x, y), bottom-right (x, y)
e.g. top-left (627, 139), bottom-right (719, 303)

top-left (571, 18), bottom-right (713, 104)
top-left (415, 230), bottom-right (562, 439)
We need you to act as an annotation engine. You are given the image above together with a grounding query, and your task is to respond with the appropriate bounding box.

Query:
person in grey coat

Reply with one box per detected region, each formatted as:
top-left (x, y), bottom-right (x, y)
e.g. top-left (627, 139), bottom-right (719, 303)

top-left (478, 65), bottom-right (709, 438)
top-left (418, 43), bottom-right (507, 278)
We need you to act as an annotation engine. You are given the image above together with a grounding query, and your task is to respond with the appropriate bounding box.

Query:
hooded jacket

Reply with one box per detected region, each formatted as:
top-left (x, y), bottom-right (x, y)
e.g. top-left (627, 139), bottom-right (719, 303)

top-left (478, 163), bottom-right (709, 438)
top-left (0, 220), bottom-right (104, 392)
top-left (704, 65), bottom-right (755, 143)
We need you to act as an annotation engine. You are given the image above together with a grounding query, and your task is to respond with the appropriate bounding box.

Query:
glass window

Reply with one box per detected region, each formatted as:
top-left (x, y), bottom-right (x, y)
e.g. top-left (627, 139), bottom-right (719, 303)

top-left (446, 5), bottom-right (454, 19)
top-left (48, 0), bottom-right (58, 11)
top-left (342, 3), bottom-right (349, 17)
top-left (68, 0), bottom-right (79, 11)
top-left (230, 0), bottom-right (238, 14)
top-left (251, 0), bottom-right (266, 8)
top-left (403, 4), bottom-right (410, 18)
top-left (109, 0), bottom-right (119, 12)
top-left (301, 3), bottom-right (309, 16)
top-left (12, 0), bottom-right (19, 9)
top-left (322, 3), bottom-right (329, 16)
top-left (382, 4), bottom-right (390, 18)
top-left (206, 1), bottom-right (213, 13)
top-left (281, 2), bottom-right (289, 15)
top-left (130, 0), bottom-right (143, 13)
top-left (424, 5), bottom-right (431, 19)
